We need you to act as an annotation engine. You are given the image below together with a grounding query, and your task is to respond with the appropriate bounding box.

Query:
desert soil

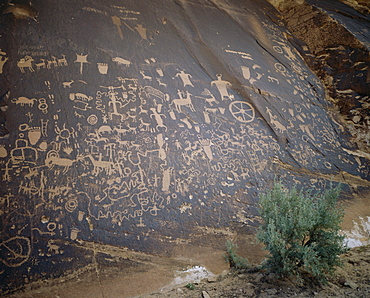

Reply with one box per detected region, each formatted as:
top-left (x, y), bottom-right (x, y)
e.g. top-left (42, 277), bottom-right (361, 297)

top-left (143, 245), bottom-right (370, 298)
top-left (10, 244), bottom-right (370, 298)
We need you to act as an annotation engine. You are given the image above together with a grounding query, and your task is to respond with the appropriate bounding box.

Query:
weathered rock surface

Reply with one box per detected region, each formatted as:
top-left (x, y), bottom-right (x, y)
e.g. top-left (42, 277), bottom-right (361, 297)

top-left (0, 0), bottom-right (369, 295)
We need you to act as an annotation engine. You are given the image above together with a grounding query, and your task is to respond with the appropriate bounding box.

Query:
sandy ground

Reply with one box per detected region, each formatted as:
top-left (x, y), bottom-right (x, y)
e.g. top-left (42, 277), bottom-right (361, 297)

top-left (8, 244), bottom-right (370, 298)
top-left (144, 245), bottom-right (370, 298)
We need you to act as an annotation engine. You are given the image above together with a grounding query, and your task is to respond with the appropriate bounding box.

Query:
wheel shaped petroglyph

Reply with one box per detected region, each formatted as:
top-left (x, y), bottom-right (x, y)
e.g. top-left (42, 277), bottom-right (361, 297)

top-left (229, 101), bottom-right (255, 123)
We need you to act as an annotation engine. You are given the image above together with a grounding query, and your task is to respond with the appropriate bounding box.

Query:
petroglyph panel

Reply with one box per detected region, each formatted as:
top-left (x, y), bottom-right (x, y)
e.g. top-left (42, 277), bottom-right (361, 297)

top-left (0, 0), bottom-right (369, 294)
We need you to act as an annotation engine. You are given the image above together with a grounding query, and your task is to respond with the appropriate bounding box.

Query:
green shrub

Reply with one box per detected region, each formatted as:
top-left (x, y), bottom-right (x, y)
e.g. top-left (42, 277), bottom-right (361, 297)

top-left (185, 283), bottom-right (195, 290)
top-left (257, 181), bottom-right (348, 283)
top-left (224, 240), bottom-right (249, 269)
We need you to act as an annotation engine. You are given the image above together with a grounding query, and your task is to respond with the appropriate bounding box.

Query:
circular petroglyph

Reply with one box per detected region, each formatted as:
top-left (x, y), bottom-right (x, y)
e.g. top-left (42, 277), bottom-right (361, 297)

top-left (229, 101), bottom-right (255, 123)
top-left (65, 198), bottom-right (78, 212)
top-left (47, 222), bottom-right (57, 232)
top-left (273, 46), bottom-right (283, 53)
top-left (41, 215), bottom-right (50, 224)
top-left (87, 114), bottom-right (98, 125)
top-left (274, 63), bottom-right (286, 73)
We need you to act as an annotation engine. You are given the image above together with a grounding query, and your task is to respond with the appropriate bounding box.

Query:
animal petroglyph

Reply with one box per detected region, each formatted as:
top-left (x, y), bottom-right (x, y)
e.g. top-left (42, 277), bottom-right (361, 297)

top-left (35, 59), bottom-right (46, 70)
top-left (143, 86), bottom-right (169, 103)
top-left (266, 107), bottom-right (286, 133)
top-left (172, 91), bottom-right (195, 113)
top-left (12, 97), bottom-right (38, 107)
top-left (63, 80), bottom-right (74, 88)
top-left (112, 57), bottom-right (131, 66)
top-left (17, 56), bottom-right (34, 73)
top-left (45, 152), bottom-right (81, 174)
top-left (69, 93), bottom-right (93, 102)
top-left (57, 55), bottom-right (68, 66)
top-left (47, 56), bottom-right (58, 69)
top-left (83, 154), bottom-right (120, 176)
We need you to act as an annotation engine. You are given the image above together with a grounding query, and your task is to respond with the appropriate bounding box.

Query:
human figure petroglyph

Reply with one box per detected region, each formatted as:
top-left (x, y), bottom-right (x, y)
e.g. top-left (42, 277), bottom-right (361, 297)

top-left (172, 90), bottom-right (195, 113)
top-left (175, 70), bottom-right (194, 87)
top-left (100, 87), bottom-right (125, 121)
top-left (17, 56), bottom-right (34, 73)
top-left (54, 124), bottom-right (75, 144)
top-left (150, 108), bottom-right (167, 131)
top-left (211, 74), bottom-right (232, 100)
top-left (75, 53), bottom-right (89, 75)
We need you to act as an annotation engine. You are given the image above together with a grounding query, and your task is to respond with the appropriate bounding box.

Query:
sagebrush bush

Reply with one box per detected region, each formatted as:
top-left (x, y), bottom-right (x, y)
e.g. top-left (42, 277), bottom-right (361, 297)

top-left (224, 240), bottom-right (249, 269)
top-left (257, 181), bottom-right (348, 283)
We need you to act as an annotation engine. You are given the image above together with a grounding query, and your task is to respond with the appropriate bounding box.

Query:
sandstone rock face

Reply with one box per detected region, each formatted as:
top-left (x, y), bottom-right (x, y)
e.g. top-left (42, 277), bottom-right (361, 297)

top-left (0, 0), bottom-right (369, 294)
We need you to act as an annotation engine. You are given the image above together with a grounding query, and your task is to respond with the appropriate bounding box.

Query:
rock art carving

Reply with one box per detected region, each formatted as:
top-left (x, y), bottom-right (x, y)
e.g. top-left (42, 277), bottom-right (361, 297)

top-left (12, 97), bottom-right (38, 107)
top-left (172, 90), bottom-right (195, 113)
top-left (74, 53), bottom-right (89, 74)
top-left (112, 57), bottom-right (131, 66)
top-left (17, 56), bottom-right (34, 73)
top-left (0, 55), bottom-right (8, 74)
top-left (111, 16), bottom-right (124, 39)
top-left (175, 70), bottom-right (194, 87)
top-left (0, 237), bottom-right (31, 267)
top-left (211, 74), bottom-right (232, 100)
top-left (229, 101), bottom-right (255, 123)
